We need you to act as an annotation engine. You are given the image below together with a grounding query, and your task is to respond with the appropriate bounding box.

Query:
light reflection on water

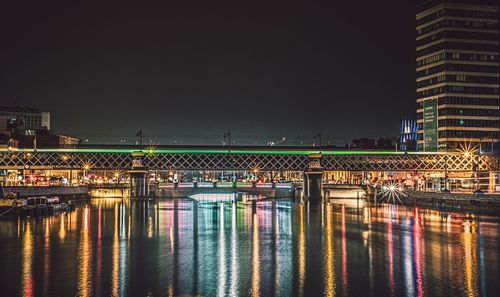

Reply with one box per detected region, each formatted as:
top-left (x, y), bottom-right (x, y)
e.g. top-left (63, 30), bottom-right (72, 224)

top-left (77, 206), bottom-right (92, 297)
top-left (21, 220), bottom-right (33, 297)
top-left (0, 197), bottom-right (499, 297)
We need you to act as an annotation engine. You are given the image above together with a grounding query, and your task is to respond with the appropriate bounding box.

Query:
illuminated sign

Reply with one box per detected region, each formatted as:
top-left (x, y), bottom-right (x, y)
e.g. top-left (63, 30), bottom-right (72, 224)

top-left (132, 157), bottom-right (144, 169)
top-left (308, 159), bottom-right (321, 169)
top-left (423, 98), bottom-right (438, 151)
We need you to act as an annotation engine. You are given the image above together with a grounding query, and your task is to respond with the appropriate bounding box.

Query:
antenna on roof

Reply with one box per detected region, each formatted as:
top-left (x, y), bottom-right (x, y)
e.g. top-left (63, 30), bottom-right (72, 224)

top-left (13, 96), bottom-right (19, 107)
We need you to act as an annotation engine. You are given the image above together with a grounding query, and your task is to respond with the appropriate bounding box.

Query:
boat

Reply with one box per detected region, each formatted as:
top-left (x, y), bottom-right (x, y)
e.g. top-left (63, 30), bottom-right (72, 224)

top-left (47, 196), bottom-right (60, 204)
top-left (27, 197), bottom-right (49, 206)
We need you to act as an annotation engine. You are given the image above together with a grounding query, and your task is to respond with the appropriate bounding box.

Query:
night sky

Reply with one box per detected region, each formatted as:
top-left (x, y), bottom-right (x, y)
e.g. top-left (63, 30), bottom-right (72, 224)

top-left (1, 1), bottom-right (416, 145)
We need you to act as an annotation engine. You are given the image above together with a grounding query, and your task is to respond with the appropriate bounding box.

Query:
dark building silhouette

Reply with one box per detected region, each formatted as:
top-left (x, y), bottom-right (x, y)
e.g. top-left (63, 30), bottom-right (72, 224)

top-left (0, 105), bottom-right (50, 133)
top-left (0, 105), bottom-right (78, 149)
top-left (351, 138), bottom-right (396, 150)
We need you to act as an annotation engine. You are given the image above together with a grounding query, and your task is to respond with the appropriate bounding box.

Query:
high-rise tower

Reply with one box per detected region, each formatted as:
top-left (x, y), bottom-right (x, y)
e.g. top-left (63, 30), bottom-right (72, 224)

top-left (416, 0), bottom-right (499, 151)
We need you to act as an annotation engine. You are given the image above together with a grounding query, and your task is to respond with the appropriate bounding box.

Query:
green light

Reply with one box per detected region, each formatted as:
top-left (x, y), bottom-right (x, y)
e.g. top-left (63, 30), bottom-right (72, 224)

top-left (0, 148), bottom-right (135, 153)
top-left (0, 147), bottom-right (459, 155)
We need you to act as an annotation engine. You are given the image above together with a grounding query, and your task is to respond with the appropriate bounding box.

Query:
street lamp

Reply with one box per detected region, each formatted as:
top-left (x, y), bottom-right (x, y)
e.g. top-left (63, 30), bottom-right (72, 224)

top-left (82, 163), bottom-right (91, 184)
top-left (458, 142), bottom-right (478, 193)
top-left (252, 167), bottom-right (259, 181)
top-left (474, 144), bottom-right (484, 195)
top-left (61, 155), bottom-right (71, 186)
top-left (442, 154), bottom-right (450, 192)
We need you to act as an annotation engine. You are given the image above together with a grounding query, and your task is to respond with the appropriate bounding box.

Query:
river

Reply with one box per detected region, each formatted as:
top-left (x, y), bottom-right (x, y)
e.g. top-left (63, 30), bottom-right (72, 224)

top-left (0, 197), bottom-right (498, 296)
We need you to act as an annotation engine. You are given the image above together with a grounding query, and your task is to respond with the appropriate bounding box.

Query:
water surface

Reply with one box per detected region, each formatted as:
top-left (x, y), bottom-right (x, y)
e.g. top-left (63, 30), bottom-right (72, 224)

top-left (0, 197), bottom-right (499, 296)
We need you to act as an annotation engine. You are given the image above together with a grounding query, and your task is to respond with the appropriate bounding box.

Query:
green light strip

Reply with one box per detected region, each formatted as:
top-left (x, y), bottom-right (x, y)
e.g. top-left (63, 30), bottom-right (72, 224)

top-left (0, 148), bottom-right (135, 153)
top-left (0, 148), bottom-right (458, 155)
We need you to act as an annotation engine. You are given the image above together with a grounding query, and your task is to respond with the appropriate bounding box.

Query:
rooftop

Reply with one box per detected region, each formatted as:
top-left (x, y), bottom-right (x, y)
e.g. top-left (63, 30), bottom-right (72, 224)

top-left (0, 105), bottom-right (47, 114)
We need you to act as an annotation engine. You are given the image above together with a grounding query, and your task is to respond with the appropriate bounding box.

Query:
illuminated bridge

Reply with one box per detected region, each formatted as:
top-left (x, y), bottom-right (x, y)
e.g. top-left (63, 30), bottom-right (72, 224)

top-left (1, 146), bottom-right (497, 198)
top-left (0, 147), bottom-right (495, 171)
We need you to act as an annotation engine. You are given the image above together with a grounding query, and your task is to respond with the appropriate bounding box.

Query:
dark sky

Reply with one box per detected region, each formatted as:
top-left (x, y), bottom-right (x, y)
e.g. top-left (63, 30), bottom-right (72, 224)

top-left (0, 0), bottom-right (416, 145)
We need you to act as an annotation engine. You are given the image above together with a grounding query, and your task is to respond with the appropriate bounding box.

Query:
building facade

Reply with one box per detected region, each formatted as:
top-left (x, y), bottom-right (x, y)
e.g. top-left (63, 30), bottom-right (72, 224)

top-left (416, 0), bottom-right (499, 151)
top-left (0, 105), bottom-right (80, 149)
top-left (0, 105), bottom-right (51, 133)
top-left (400, 118), bottom-right (419, 151)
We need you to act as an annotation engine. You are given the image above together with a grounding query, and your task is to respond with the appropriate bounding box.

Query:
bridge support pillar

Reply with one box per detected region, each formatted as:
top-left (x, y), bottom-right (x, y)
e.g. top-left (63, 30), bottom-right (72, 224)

top-left (303, 171), bottom-right (323, 200)
top-left (303, 153), bottom-right (324, 201)
top-left (129, 171), bottom-right (148, 198)
top-left (129, 150), bottom-right (148, 198)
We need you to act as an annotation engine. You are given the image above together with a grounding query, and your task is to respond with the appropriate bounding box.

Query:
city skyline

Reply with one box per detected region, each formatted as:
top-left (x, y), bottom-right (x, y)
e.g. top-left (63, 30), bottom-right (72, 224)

top-left (1, 2), bottom-right (500, 296)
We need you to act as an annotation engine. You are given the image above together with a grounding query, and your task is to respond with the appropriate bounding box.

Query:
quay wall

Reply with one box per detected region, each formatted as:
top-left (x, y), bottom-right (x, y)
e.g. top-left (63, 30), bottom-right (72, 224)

top-left (403, 191), bottom-right (500, 214)
top-left (1, 186), bottom-right (89, 199)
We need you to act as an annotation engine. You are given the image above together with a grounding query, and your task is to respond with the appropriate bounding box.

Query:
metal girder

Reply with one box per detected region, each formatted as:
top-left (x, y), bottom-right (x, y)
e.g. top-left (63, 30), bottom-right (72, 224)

top-left (143, 153), bottom-right (309, 170)
top-left (0, 150), bottom-right (496, 172)
top-left (321, 154), bottom-right (493, 171)
top-left (0, 152), bottom-right (132, 170)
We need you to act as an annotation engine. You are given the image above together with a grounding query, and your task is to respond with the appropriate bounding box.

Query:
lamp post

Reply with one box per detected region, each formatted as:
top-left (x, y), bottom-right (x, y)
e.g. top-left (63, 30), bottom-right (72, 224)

top-left (61, 155), bottom-right (71, 186)
top-left (474, 142), bottom-right (484, 194)
top-left (442, 143), bottom-right (450, 192)
top-left (442, 154), bottom-right (450, 192)
top-left (463, 149), bottom-right (473, 192)
top-left (253, 168), bottom-right (259, 181)
top-left (312, 132), bottom-right (321, 148)
top-left (83, 164), bottom-right (90, 185)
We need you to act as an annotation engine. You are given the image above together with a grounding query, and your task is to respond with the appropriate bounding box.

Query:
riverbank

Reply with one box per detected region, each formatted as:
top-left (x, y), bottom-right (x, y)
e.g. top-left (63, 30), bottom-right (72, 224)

top-left (0, 186), bottom-right (88, 218)
top-left (1, 186), bottom-right (89, 200)
top-left (399, 191), bottom-right (500, 215)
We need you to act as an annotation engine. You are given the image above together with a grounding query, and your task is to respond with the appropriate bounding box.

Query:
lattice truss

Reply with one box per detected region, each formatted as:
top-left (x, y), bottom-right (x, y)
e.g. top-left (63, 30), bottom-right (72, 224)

top-left (322, 154), bottom-right (493, 171)
top-left (0, 152), bottom-right (132, 170)
top-left (0, 152), bottom-right (309, 171)
top-left (143, 153), bottom-right (309, 170)
top-left (0, 151), bottom-right (496, 171)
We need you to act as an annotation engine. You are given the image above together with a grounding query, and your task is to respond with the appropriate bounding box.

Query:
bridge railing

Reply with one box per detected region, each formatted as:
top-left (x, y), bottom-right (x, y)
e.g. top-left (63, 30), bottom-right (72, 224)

top-left (151, 181), bottom-right (294, 189)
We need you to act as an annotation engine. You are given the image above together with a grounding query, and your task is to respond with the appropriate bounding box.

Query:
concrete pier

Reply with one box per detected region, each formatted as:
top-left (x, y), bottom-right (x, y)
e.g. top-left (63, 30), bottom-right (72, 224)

top-left (0, 186), bottom-right (88, 198)
top-left (128, 150), bottom-right (149, 198)
top-left (302, 153), bottom-right (324, 201)
top-left (398, 191), bottom-right (500, 214)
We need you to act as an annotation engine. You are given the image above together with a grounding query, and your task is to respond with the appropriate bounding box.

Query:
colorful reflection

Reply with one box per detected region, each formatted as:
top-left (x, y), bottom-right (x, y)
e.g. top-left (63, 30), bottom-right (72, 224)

top-left (229, 203), bottom-right (240, 296)
top-left (413, 209), bottom-right (424, 297)
top-left (275, 201), bottom-right (293, 296)
top-left (3, 198), bottom-right (499, 297)
top-left (21, 221), bottom-right (34, 297)
top-left (297, 204), bottom-right (306, 297)
top-left (77, 206), bottom-right (93, 297)
top-left (96, 204), bottom-right (102, 296)
top-left (217, 203), bottom-right (227, 297)
top-left (387, 206), bottom-right (395, 297)
top-left (341, 205), bottom-right (348, 294)
top-left (251, 212), bottom-right (261, 297)
top-left (43, 218), bottom-right (51, 296)
top-left (463, 220), bottom-right (478, 297)
top-left (324, 203), bottom-right (336, 297)
top-left (111, 203), bottom-right (119, 297)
